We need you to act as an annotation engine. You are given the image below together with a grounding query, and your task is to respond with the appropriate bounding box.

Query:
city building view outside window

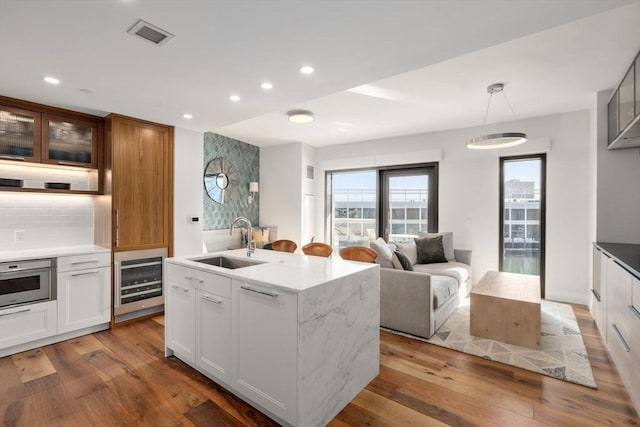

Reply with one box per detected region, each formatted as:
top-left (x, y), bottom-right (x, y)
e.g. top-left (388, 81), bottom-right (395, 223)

top-left (500, 155), bottom-right (546, 288)
top-left (327, 165), bottom-right (438, 251)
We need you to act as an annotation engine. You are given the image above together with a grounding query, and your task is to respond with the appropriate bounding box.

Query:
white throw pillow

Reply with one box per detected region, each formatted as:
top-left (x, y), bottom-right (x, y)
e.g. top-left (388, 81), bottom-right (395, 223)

top-left (395, 241), bottom-right (418, 265)
top-left (370, 237), bottom-right (394, 268)
top-left (419, 232), bottom-right (455, 261)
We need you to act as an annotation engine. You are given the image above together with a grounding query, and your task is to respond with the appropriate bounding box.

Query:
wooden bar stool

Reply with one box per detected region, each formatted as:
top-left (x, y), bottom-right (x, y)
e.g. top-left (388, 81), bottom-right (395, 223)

top-left (339, 246), bottom-right (377, 263)
top-left (271, 239), bottom-right (298, 253)
top-left (302, 242), bottom-right (333, 257)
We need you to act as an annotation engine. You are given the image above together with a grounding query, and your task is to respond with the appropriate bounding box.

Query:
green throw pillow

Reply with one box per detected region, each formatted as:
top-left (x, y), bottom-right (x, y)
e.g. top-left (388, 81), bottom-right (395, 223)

top-left (414, 235), bottom-right (448, 264)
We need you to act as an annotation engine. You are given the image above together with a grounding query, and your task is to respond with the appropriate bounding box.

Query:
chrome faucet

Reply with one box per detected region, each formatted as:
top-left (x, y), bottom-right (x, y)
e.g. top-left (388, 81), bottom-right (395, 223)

top-left (230, 217), bottom-right (254, 257)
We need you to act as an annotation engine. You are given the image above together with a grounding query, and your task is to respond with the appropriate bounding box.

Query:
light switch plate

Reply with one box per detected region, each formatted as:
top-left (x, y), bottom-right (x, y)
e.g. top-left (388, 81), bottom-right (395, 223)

top-left (14, 230), bottom-right (25, 242)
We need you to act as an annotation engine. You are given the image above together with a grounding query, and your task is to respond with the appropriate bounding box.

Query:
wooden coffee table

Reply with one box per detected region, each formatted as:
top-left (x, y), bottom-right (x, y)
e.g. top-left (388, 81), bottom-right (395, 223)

top-left (470, 271), bottom-right (541, 349)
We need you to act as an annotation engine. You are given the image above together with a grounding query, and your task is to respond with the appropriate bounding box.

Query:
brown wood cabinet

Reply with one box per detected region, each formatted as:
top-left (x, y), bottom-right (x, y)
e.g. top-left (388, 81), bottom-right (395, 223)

top-left (104, 114), bottom-right (173, 253)
top-left (0, 95), bottom-right (104, 194)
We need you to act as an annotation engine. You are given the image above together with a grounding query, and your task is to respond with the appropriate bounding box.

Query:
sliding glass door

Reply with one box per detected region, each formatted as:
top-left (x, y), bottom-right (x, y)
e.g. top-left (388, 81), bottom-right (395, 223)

top-left (381, 166), bottom-right (438, 244)
top-left (499, 154), bottom-right (546, 296)
top-left (326, 164), bottom-right (438, 251)
top-left (326, 170), bottom-right (377, 252)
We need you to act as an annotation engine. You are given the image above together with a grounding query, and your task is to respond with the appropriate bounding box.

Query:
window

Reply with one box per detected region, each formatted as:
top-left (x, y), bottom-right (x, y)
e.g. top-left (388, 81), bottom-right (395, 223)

top-left (499, 154), bottom-right (546, 297)
top-left (326, 164), bottom-right (438, 251)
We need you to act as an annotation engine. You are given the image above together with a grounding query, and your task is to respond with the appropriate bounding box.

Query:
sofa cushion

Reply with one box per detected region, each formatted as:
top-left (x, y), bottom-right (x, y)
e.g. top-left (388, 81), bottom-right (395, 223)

top-left (394, 250), bottom-right (414, 271)
top-left (395, 241), bottom-right (418, 265)
top-left (413, 261), bottom-right (470, 286)
top-left (370, 237), bottom-right (394, 268)
top-left (419, 231), bottom-right (455, 261)
top-left (414, 235), bottom-right (448, 264)
top-left (431, 275), bottom-right (459, 310)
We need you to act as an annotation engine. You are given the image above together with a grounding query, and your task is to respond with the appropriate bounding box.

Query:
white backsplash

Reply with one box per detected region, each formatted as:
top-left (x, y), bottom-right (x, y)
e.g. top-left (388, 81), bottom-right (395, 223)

top-left (0, 193), bottom-right (94, 251)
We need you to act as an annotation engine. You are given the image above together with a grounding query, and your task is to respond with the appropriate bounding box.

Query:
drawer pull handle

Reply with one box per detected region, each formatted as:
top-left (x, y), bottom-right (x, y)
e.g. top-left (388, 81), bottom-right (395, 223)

top-left (612, 324), bottom-right (631, 352)
top-left (629, 305), bottom-right (640, 321)
top-left (71, 260), bottom-right (100, 265)
top-left (0, 308), bottom-right (31, 317)
top-left (241, 285), bottom-right (278, 298)
top-left (613, 260), bottom-right (640, 280)
top-left (71, 270), bottom-right (100, 277)
top-left (171, 285), bottom-right (189, 292)
top-left (590, 288), bottom-right (601, 302)
top-left (202, 295), bottom-right (222, 304)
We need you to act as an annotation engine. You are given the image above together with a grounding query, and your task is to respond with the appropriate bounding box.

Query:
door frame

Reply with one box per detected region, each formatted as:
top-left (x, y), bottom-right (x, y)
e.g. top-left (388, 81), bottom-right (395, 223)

top-left (379, 163), bottom-right (438, 241)
top-left (499, 153), bottom-right (546, 298)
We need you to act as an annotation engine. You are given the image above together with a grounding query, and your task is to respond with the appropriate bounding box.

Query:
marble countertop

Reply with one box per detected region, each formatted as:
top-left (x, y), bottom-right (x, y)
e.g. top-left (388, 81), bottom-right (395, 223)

top-left (166, 248), bottom-right (379, 293)
top-left (0, 245), bottom-right (110, 263)
top-left (595, 242), bottom-right (640, 279)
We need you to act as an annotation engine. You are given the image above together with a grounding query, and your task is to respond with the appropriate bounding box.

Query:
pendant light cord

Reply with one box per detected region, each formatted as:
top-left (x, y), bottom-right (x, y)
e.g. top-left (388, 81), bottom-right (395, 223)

top-left (502, 91), bottom-right (519, 120)
top-left (480, 92), bottom-right (494, 132)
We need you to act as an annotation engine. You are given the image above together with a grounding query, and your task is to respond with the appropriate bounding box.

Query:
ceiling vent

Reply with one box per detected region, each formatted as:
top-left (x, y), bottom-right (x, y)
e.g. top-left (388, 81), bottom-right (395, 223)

top-left (127, 19), bottom-right (174, 46)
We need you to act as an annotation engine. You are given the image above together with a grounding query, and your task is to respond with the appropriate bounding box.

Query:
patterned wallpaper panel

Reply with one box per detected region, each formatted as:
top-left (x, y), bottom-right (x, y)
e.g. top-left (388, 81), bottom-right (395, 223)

top-left (203, 132), bottom-right (259, 230)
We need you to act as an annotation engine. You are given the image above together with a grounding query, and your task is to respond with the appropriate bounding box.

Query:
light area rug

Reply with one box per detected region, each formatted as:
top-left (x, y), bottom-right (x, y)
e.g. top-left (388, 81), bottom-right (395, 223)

top-left (386, 299), bottom-right (597, 388)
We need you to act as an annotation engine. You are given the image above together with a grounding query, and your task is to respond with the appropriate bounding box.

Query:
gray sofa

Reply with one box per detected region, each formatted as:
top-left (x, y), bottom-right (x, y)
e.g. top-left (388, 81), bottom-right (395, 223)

top-left (380, 249), bottom-right (472, 339)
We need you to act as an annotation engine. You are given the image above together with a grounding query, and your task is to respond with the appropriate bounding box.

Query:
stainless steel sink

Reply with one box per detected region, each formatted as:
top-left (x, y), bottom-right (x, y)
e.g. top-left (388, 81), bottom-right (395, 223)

top-left (190, 256), bottom-right (264, 269)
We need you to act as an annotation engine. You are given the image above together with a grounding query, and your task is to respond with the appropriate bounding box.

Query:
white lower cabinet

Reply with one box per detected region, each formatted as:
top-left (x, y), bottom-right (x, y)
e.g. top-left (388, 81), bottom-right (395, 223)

top-left (0, 301), bottom-right (57, 349)
top-left (167, 282), bottom-right (196, 364)
top-left (233, 280), bottom-right (297, 424)
top-left (57, 252), bottom-right (111, 334)
top-left (598, 245), bottom-right (640, 414)
top-left (196, 289), bottom-right (232, 383)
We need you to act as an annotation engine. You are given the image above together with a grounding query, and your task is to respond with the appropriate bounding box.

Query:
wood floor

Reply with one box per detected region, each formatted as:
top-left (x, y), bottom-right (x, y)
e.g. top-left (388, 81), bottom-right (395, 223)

top-left (0, 305), bottom-right (638, 426)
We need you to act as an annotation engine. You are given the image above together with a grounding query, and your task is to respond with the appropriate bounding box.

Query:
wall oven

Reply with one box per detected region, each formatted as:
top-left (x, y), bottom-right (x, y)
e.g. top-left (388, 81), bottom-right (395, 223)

top-left (0, 258), bottom-right (56, 308)
top-left (114, 248), bottom-right (167, 320)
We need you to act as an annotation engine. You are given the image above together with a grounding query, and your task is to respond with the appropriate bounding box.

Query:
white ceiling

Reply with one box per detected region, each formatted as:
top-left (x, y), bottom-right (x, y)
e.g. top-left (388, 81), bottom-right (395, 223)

top-left (1, 0), bottom-right (639, 148)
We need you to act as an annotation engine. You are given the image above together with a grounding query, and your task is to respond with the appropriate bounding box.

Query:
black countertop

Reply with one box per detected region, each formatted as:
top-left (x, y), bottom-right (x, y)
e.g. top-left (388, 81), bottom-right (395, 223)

top-left (594, 242), bottom-right (640, 279)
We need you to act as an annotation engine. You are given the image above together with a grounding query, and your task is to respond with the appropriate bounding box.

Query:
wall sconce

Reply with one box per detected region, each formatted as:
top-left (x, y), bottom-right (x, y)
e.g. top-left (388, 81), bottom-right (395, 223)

top-left (248, 181), bottom-right (259, 204)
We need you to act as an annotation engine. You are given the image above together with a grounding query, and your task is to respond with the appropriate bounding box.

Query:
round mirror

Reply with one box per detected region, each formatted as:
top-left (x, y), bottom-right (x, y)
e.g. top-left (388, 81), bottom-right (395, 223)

top-left (204, 157), bottom-right (236, 205)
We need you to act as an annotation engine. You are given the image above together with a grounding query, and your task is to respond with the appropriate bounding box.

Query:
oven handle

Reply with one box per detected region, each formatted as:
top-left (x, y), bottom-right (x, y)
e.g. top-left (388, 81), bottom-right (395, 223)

top-left (0, 267), bottom-right (54, 279)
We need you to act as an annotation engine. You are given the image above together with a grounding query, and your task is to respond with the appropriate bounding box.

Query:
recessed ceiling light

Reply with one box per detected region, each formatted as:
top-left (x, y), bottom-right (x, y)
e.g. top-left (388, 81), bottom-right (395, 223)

top-left (299, 65), bottom-right (315, 75)
top-left (287, 110), bottom-right (314, 124)
top-left (261, 82), bottom-right (273, 90)
top-left (182, 113), bottom-right (193, 119)
top-left (44, 76), bottom-right (60, 85)
top-left (79, 88), bottom-right (92, 94)
top-left (229, 95), bottom-right (240, 102)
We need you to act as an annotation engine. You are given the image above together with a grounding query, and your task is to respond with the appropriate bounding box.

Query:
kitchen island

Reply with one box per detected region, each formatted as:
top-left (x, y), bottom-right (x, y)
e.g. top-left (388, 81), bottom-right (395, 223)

top-left (164, 249), bottom-right (380, 427)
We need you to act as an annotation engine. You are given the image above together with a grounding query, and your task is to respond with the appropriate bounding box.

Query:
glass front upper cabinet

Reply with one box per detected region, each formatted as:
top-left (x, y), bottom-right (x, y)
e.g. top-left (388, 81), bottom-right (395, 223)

top-left (618, 63), bottom-right (635, 131)
top-left (0, 106), bottom-right (41, 162)
top-left (607, 90), bottom-right (619, 144)
top-left (42, 115), bottom-right (98, 168)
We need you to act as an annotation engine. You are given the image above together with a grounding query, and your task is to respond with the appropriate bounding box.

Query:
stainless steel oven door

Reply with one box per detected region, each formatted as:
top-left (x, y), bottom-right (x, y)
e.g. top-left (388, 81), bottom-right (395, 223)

top-left (0, 259), bottom-right (54, 308)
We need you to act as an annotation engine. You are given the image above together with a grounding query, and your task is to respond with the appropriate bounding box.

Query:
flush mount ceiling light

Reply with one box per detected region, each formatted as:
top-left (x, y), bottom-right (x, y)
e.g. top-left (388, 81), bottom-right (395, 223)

top-left (287, 110), bottom-right (314, 123)
top-left (467, 83), bottom-right (527, 150)
top-left (43, 76), bottom-right (60, 85)
top-left (299, 65), bottom-right (315, 75)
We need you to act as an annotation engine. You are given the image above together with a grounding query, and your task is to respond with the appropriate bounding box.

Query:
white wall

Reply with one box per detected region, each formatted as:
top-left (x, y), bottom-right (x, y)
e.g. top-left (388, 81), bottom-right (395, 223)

top-left (314, 111), bottom-right (592, 304)
top-left (260, 142), bottom-right (304, 246)
top-left (173, 127), bottom-right (205, 257)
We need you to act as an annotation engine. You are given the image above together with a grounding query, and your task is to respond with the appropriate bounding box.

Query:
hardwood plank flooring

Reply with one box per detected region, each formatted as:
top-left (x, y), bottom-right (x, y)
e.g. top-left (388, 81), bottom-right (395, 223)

top-left (0, 304), bottom-right (638, 426)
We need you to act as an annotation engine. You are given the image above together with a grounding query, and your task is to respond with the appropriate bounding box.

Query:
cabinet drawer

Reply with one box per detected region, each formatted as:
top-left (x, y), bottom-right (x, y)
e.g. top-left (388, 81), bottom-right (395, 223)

top-left (166, 264), bottom-right (230, 298)
top-left (58, 252), bottom-right (110, 272)
top-left (0, 301), bottom-right (57, 349)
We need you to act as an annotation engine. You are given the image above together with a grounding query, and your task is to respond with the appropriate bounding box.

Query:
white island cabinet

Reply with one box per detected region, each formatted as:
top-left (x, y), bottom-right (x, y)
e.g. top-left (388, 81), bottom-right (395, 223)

top-left (165, 249), bottom-right (380, 427)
